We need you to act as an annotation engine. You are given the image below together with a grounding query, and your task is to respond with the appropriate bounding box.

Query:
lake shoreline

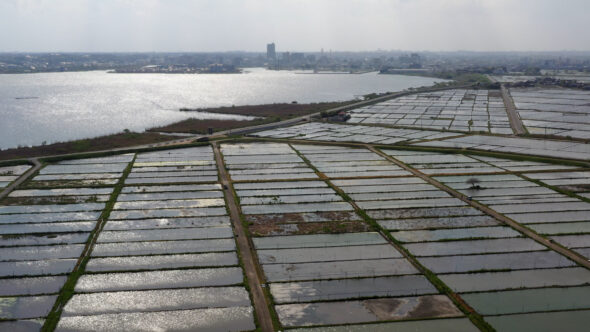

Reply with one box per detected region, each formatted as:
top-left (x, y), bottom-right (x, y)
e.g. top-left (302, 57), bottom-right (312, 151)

top-left (0, 101), bottom-right (352, 161)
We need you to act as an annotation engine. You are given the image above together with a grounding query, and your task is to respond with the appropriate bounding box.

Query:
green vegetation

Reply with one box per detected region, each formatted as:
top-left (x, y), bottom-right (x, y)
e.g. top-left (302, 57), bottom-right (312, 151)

top-left (0, 131), bottom-right (183, 161)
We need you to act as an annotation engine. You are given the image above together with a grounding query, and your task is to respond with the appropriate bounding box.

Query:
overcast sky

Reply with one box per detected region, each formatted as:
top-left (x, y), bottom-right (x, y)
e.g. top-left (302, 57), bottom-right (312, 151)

top-left (1, 0), bottom-right (589, 52)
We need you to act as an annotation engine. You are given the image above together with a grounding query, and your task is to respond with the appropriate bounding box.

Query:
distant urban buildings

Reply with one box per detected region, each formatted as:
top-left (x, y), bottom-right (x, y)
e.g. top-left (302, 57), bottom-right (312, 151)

top-left (266, 43), bottom-right (276, 60)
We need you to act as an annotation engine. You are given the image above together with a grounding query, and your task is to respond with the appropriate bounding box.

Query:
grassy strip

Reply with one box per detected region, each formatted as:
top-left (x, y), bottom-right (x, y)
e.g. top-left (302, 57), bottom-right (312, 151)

top-left (42, 154), bottom-right (136, 331)
top-left (0, 159), bottom-right (35, 168)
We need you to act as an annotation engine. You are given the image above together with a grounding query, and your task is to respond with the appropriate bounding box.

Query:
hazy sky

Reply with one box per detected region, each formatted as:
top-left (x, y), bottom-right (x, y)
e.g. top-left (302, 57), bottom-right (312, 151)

top-left (1, 0), bottom-right (589, 52)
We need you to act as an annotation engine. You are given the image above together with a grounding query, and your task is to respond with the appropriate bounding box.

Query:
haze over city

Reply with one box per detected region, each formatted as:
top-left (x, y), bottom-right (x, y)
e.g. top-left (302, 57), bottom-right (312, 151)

top-left (1, 0), bottom-right (590, 52)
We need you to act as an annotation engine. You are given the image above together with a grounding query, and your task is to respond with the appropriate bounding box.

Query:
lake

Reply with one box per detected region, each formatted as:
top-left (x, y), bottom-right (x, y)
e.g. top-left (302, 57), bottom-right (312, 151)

top-left (0, 68), bottom-right (443, 149)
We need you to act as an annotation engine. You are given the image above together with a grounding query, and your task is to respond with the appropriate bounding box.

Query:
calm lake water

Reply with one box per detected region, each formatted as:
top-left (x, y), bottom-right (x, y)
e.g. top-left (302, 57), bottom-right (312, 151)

top-left (0, 68), bottom-right (443, 149)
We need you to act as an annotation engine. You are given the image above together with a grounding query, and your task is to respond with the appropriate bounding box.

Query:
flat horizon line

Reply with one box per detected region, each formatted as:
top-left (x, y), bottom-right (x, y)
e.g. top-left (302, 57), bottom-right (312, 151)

top-left (2, 50), bottom-right (590, 54)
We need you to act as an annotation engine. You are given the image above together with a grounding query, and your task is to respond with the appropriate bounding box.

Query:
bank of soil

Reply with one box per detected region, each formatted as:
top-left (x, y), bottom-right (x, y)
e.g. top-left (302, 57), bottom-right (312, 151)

top-left (0, 132), bottom-right (182, 161)
top-left (149, 102), bottom-right (350, 134)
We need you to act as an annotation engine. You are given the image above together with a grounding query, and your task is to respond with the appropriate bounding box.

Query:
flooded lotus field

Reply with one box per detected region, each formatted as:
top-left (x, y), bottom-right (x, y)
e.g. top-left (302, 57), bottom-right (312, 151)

top-left (58, 146), bottom-right (255, 331)
top-left (0, 147), bottom-right (255, 331)
top-left (347, 89), bottom-right (513, 134)
top-left (0, 154), bottom-right (131, 329)
top-left (3, 111), bottom-right (590, 331)
top-left (510, 88), bottom-right (590, 139)
top-left (251, 142), bottom-right (590, 331)
top-left (436, 167), bottom-right (590, 262)
top-left (223, 142), bottom-right (471, 329)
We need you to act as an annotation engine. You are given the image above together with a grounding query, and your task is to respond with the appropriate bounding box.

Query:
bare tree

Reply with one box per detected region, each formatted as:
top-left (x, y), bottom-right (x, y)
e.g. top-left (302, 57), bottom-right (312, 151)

top-left (466, 177), bottom-right (481, 189)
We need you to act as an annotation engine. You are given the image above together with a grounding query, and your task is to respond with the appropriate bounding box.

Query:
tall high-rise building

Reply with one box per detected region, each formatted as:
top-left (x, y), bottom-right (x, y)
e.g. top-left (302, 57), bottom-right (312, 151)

top-left (266, 43), bottom-right (276, 60)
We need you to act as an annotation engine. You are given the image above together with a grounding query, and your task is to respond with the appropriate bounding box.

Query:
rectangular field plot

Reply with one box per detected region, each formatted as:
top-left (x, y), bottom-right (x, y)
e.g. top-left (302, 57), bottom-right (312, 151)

top-left (270, 275), bottom-right (437, 303)
top-left (257, 244), bottom-right (401, 264)
top-left (0, 244), bottom-right (84, 262)
top-left (275, 295), bottom-right (462, 327)
top-left (419, 251), bottom-right (575, 273)
top-left (530, 222), bottom-right (590, 235)
top-left (357, 197), bottom-right (466, 210)
top-left (62, 287), bottom-right (250, 316)
top-left (125, 176), bottom-right (218, 184)
top-left (378, 216), bottom-right (499, 230)
top-left (121, 183), bottom-right (221, 193)
top-left (462, 286), bottom-right (590, 315)
top-left (74, 268), bottom-right (243, 292)
top-left (116, 190), bottom-right (223, 201)
top-left (56, 306), bottom-right (255, 332)
top-left (0, 295), bottom-right (56, 319)
top-left (0, 211), bottom-right (101, 224)
top-left (109, 207), bottom-right (227, 219)
top-left (404, 238), bottom-right (547, 257)
top-left (39, 164), bottom-right (127, 175)
top-left (0, 259), bottom-right (77, 277)
top-left (440, 267), bottom-right (590, 293)
top-left (0, 276), bottom-right (67, 296)
top-left (263, 258), bottom-right (418, 282)
top-left (253, 232), bottom-right (386, 249)
top-left (96, 227), bottom-right (233, 243)
top-left (242, 202), bottom-right (353, 215)
top-left (390, 226), bottom-right (521, 243)
top-left (91, 238), bottom-right (236, 257)
top-left (9, 187), bottom-right (113, 197)
top-left (367, 206), bottom-right (483, 219)
top-left (286, 318), bottom-right (478, 332)
top-left (485, 309), bottom-right (590, 332)
top-left (113, 198), bottom-right (225, 210)
top-left (103, 216), bottom-right (230, 230)
top-left (0, 232), bottom-right (90, 247)
top-left (471, 155), bottom-right (576, 172)
top-left (85, 252), bottom-right (238, 272)
top-left (0, 203), bottom-right (104, 214)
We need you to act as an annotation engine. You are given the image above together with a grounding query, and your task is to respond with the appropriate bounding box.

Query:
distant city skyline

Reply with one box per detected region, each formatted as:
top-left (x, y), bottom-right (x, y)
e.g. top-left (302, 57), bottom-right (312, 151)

top-left (1, 0), bottom-right (589, 53)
